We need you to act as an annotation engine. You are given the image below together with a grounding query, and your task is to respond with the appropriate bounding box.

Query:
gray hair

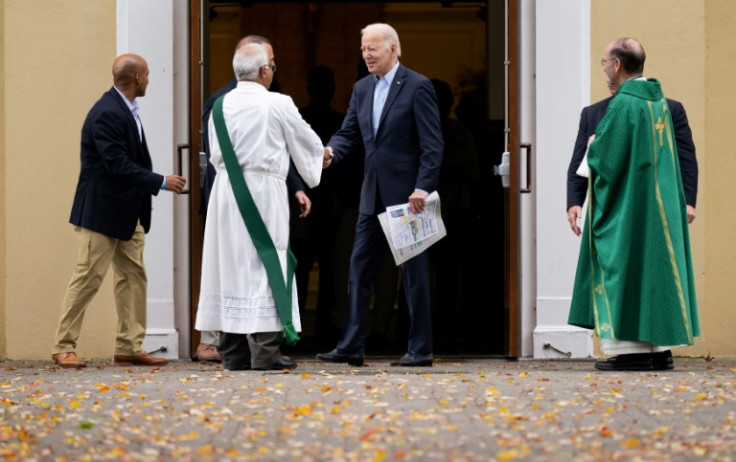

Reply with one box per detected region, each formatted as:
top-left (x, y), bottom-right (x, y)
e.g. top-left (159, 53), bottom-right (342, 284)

top-left (232, 42), bottom-right (268, 81)
top-left (361, 23), bottom-right (402, 58)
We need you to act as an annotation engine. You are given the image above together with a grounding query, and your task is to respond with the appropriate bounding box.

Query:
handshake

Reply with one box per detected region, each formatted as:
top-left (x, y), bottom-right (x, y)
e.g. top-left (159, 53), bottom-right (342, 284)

top-left (322, 146), bottom-right (334, 169)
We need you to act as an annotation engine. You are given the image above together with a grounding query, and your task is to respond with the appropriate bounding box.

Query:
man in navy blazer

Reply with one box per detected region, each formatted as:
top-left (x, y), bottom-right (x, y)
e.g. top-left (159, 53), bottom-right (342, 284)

top-left (567, 81), bottom-right (698, 236)
top-left (51, 54), bottom-right (186, 368)
top-left (317, 23), bottom-right (443, 367)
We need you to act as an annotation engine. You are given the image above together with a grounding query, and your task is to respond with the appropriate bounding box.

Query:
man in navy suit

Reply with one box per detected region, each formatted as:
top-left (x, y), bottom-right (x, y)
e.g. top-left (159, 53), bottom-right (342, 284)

top-left (317, 23), bottom-right (443, 367)
top-left (567, 80), bottom-right (698, 236)
top-left (51, 54), bottom-right (186, 368)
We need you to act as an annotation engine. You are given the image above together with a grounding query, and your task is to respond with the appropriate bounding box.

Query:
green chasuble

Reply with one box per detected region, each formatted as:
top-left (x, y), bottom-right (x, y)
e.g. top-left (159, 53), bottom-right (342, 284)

top-left (568, 78), bottom-right (700, 346)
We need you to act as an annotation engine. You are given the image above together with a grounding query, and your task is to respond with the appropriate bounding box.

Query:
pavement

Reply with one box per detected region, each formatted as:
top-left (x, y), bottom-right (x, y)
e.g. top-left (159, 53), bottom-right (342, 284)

top-left (1, 356), bottom-right (735, 461)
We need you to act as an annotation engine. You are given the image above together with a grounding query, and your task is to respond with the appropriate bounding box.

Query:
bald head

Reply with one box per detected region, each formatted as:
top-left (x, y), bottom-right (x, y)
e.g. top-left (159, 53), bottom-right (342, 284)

top-left (112, 54), bottom-right (148, 89)
top-left (607, 37), bottom-right (645, 75)
top-left (235, 35), bottom-right (271, 51)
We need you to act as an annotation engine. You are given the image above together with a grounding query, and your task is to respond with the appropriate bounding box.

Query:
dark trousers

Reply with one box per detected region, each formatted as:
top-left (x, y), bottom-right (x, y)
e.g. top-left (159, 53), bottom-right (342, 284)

top-left (336, 212), bottom-right (432, 356)
top-left (219, 332), bottom-right (280, 370)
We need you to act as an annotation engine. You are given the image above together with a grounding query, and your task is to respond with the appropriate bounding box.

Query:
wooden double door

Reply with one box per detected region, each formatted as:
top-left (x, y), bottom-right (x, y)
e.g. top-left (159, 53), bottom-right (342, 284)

top-left (187, 0), bottom-right (521, 358)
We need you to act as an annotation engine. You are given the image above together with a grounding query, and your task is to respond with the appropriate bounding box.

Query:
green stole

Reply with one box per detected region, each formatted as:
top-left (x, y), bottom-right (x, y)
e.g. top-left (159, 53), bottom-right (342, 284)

top-left (211, 95), bottom-right (299, 345)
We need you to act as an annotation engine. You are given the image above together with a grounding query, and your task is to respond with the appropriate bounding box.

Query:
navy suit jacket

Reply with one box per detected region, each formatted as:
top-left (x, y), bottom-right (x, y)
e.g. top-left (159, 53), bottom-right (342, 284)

top-left (69, 87), bottom-right (163, 240)
top-left (328, 64), bottom-right (444, 215)
top-left (567, 96), bottom-right (698, 210)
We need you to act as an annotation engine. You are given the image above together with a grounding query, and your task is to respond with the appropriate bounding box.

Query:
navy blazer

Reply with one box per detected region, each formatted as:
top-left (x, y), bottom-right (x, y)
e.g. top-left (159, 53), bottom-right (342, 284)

top-left (567, 96), bottom-right (698, 210)
top-left (69, 88), bottom-right (163, 240)
top-left (328, 64), bottom-right (444, 215)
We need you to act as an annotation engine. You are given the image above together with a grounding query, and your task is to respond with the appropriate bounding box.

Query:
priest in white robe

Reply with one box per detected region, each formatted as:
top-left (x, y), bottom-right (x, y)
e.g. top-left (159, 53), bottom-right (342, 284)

top-left (195, 42), bottom-right (326, 370)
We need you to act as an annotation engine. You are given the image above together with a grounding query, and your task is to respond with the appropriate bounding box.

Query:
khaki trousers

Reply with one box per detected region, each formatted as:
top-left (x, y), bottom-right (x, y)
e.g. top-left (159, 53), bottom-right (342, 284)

top-left (52, 224), bottom-right (147, 356)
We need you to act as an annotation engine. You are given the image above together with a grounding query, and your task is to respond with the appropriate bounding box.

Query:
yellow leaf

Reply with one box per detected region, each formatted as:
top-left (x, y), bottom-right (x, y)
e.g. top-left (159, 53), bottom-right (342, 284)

top-left (518, 372), bottom-right (528, 378)
top-left (300, 373), bottom-right (311, 379)
top-left (622, 439), bottom-right (640, 448)
top-left (497, 449), bottom-right (521, 460)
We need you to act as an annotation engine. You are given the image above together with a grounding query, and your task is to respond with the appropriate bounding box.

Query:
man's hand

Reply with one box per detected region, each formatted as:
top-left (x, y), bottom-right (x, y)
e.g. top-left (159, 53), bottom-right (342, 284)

top-left (408, 190), bottom-right (428, 214)
top-left (295, 190), bottom-right (311, 218)
top-left (687, 205), bottom-right (696, 224)
top-left (165, 175), bottom-right (186, 194)
top-left (323, 146), bottom-right (333, 169)
top-left (568, 205), bottom-right (582, 236)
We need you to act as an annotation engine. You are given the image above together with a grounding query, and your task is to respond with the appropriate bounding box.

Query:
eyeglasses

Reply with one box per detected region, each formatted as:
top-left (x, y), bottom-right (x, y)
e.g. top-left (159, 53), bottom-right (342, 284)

top-left (600, 57), bottom-right (618, 66)
top-left (261, 64), bottom-right (277, 73)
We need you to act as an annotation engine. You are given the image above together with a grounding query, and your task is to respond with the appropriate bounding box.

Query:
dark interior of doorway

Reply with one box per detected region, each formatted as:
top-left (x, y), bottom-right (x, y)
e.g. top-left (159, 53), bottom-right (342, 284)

top-left (203, 0), bottom-right (507, 357)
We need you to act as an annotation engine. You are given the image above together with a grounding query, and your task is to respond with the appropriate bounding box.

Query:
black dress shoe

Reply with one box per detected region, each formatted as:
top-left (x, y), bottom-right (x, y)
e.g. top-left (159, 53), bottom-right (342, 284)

top-left (253, 358), bottom-right (297, 371)
top-left (390, 353), bottom-right (434, 367)
top-left (651, 350), bottom-right (674, 370)
top-left (594, 351), bottom-right (673, 371)
top-left (316, 348), bottom-right (365, 366)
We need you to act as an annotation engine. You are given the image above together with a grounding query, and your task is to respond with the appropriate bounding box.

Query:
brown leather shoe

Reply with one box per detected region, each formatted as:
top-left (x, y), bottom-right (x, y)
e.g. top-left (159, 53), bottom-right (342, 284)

top-left (194, 343), bottom-right (221, 362)
top-left (52, 352), bottom-right (87, 368)
top-left (114, 352), bottom-right (168, 366)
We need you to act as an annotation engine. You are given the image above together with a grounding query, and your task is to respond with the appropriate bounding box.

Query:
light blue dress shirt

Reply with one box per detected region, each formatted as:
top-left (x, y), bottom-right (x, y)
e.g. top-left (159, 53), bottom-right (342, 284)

top-left (372, 62), bottom-right (400, 136)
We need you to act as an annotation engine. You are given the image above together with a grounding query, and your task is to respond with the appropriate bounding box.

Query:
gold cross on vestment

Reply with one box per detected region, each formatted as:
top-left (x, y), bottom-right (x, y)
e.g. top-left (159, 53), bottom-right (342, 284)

top-left (654, 117), bottom-right (665, 147)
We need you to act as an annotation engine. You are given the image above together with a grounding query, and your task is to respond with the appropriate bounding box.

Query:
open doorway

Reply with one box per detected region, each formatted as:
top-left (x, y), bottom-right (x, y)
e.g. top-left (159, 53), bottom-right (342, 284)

top-left (189, 0), bottom-right (514, 357)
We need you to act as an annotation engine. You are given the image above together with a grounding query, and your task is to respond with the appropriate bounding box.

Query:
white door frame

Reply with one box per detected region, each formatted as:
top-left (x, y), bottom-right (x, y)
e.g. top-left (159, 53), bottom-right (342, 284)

top-left (117, 0), bottom-right (191, 359)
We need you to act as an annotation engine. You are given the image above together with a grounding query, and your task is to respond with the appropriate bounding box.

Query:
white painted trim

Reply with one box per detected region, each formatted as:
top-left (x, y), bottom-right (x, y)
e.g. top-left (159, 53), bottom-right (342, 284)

top-left (533, 325), bottom-right (593, 359)
top-left (117, 0), bottom-right (190, 359)
top-left (518, 0), bottom-right (537, 358)
top-left (530, 0), bottom-right (592, 358)
top-left (142, 328), bottom-right (180, 360)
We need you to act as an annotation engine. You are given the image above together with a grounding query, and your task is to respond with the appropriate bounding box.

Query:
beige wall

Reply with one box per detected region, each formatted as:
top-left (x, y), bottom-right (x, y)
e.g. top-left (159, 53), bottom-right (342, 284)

top-left (3, 0), bottom-right (116, 360)
top-left (0, 0), bottom-right (6, 357)
top-left (703, 0), bottom-right (736, 355)
top-left (592, 1), bottom-right (735, 356)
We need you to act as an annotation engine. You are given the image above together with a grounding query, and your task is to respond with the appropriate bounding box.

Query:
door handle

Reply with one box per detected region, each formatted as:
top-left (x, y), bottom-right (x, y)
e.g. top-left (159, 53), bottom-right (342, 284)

top-left (176, 143), bottom-right (191, 194)
top-left (494, 151), bottom-right (510, 188)
top-left (520, 143), bottom-right (532, 194)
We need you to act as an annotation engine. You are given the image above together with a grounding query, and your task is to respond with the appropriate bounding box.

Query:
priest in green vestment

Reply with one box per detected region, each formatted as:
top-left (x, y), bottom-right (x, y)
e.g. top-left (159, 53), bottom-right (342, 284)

top-left (568, 37), bottom-right (700, 371)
